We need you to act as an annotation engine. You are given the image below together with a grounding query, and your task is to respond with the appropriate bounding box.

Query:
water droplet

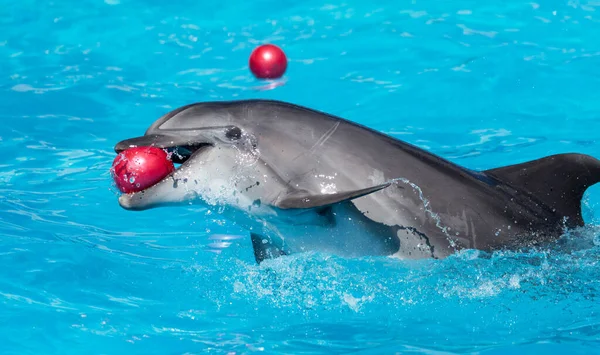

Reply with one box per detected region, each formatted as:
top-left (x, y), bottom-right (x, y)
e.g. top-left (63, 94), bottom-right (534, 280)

top-left (129, 177), bottom-right (136, 183)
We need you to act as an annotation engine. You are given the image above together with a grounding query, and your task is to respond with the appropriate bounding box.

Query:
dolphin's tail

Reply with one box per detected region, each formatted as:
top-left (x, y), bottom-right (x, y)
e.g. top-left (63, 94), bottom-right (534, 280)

top-left (484, 153), bottom-right (600, 228)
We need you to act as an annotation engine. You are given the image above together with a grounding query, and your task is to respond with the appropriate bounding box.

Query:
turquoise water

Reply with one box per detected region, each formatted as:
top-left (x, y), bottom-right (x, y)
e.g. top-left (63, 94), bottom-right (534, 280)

top-left (2, 0), bottom-right (600, 353)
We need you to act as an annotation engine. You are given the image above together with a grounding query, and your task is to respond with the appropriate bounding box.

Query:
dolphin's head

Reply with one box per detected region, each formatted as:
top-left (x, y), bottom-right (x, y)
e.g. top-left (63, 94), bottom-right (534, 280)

top-left (113, 100), bottom-right (346, 214)
top-left (115, 102), bottom-right (255, 164)
top-left (113, 101), bottom-right (269, 212)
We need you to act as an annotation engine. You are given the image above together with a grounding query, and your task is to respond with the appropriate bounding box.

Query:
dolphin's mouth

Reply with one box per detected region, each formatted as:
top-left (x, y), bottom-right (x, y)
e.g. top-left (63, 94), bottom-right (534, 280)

top-left (114, 134), bottom-right (211, 194)
top-left (163, 144), bottom-right (210, 165)
top-left (114, 134), bottom-right (210, 164)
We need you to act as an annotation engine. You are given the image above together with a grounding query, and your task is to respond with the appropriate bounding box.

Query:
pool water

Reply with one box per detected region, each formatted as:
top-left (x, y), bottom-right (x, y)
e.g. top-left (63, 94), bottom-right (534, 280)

top-left (2, 0), bottom-right (600, 353)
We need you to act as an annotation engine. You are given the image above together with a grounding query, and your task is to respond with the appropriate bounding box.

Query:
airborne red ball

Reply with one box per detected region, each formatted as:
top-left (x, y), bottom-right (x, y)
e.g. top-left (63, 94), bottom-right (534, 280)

top-left (111, 146), bottom-right (175, 194)
top-left (249, 44), bottom-right (288, 79)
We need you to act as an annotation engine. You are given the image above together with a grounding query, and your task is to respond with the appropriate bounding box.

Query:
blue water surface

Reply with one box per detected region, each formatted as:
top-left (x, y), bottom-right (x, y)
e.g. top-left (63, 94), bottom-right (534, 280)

top-left (2, 0), bottom-right (600, 353)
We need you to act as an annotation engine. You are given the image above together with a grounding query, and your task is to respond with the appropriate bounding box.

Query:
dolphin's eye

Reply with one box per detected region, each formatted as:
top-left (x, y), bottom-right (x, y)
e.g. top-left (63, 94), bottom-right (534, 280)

top-left (225, 126), bottom-right (242, 140)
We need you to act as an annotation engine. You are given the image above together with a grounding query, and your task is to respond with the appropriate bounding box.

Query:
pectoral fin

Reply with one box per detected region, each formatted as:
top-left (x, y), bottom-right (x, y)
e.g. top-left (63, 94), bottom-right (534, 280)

top-left (274, 182), bottom-right (393, 209)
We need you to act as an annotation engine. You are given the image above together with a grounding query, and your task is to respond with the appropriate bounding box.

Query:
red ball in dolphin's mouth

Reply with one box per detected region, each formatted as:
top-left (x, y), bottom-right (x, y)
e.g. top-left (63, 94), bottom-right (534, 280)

top-left (111, 146), bottom-right (175, 193)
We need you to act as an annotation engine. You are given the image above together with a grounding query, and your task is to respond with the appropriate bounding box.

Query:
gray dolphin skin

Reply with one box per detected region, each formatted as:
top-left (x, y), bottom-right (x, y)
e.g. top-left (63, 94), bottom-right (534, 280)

top-left (113, 99), bottom-right (600, 263)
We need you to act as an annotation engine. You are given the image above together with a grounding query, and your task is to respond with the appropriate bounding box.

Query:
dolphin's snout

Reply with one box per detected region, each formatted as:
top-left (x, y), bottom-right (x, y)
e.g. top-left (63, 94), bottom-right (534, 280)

top-left (114, 134), bottom-right (176, 153)
top-left (118, 194), bottom-right (151, 211)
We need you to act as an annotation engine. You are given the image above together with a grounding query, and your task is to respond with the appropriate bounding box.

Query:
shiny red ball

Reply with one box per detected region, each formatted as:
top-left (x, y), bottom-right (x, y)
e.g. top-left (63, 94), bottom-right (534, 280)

top-left (249, 44), bottom-right (287, 79)
top-left (111, 146), bottom-right (175, 193)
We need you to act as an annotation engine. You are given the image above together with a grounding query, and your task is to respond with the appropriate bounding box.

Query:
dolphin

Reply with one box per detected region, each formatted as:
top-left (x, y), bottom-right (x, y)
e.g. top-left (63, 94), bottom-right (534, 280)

top-left (113, 99), bottom-right (600, 263)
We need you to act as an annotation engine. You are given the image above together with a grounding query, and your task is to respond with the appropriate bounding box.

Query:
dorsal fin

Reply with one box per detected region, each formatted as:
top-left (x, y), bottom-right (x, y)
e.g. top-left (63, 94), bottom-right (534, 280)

top-left (484, 153), bottom-right (600, 227)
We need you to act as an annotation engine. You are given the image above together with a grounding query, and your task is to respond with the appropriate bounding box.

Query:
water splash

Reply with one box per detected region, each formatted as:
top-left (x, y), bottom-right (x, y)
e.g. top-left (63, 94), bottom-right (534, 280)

top-left (392, 177), bottom-right (459, 248)
top-left (209, 224), bottom-right (600, 353)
